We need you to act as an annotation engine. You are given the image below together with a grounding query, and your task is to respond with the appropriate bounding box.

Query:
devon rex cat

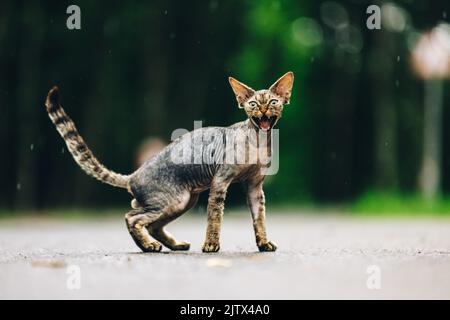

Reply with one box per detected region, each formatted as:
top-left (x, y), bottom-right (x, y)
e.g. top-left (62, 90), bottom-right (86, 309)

top-left (45, 71), bottom-right (294, 253)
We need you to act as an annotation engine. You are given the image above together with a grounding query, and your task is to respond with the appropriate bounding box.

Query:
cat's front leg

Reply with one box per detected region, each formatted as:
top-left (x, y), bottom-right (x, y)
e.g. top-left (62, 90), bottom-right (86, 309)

top-left (247, 180), bottom-right (277, 252)
top-left (202, 178), bottom-right (231, 253)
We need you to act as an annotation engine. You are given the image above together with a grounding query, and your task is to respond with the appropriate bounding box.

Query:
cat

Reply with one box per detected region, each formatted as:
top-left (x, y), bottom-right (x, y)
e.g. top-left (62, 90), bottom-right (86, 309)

top-left (44, 71), bottom-right (294, 252)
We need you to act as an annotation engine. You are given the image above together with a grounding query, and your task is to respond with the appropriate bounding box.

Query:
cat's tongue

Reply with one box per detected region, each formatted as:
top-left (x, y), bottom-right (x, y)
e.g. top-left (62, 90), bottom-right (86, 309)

top-left (259, 118), bottom-right (271, 131)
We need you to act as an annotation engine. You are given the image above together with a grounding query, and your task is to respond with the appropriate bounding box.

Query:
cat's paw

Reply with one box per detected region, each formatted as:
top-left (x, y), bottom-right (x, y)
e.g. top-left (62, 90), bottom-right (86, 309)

top-left (258, 241), bottom-right (277, 252)
top-left (202, 241), bottom-right (220, 253)
top-left (170, 241), bottom-right (191, 251)
top-left (141, 241), bottom-right (162, 253)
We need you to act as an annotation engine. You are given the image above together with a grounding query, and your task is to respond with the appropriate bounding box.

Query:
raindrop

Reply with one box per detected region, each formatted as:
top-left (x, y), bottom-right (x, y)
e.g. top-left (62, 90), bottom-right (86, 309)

top-left (444, 11), bottom-right (447, 19)
top-left (169, 32), bottom-right (176, 40)
top-left (395, 80), bottom-right (400, 87)
top-left (61, 147), bottom-right (65, 154)
top-left (30, 144), bottom-right (34, 151)
top-left (17, 183), bottom-right (21, 190)
top-left (397, 56), bottom-right (400, 62)
top-left (310, 56), bottom-right (315, 62)
top-left (164, 10), bottom-right (168, 15)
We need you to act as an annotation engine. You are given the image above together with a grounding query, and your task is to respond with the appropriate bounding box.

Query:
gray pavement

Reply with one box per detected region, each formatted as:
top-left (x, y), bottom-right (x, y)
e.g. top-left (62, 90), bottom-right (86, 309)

top-left (1, 211), bottom-right (450, 299)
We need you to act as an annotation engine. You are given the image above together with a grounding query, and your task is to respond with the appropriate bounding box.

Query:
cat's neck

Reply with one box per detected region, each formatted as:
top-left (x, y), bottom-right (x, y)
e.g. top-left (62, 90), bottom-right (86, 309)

top-left (228, 119), bottom-right (272, 147)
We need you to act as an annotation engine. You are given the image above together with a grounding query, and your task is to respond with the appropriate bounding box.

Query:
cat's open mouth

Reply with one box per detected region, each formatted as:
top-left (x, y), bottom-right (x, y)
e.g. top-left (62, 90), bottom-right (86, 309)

top-left (251, 115), bottom-right (277, 131)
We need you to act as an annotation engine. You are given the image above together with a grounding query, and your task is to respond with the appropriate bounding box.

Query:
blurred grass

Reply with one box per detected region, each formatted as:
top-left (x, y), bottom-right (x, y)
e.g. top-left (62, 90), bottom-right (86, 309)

top-left (351, 190), bottom-right (450, 216)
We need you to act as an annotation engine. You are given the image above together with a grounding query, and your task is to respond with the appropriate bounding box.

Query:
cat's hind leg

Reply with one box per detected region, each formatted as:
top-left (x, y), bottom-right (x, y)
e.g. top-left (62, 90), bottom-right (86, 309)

top-left (126, 189), bottom-right (196, 252)
top-left (147, 193), bottom-right (199, 251)
top-left (147, 227), bottom-right (190, 251)
top-left (125, 208), bottom-right (163, 252)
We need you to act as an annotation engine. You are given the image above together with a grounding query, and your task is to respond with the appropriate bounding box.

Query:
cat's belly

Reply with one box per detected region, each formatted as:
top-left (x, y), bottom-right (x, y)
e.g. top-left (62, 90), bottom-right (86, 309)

top-left (175, 163), bottom-right (216, 192)
top-left (182, 163), bottom-right (261, 193)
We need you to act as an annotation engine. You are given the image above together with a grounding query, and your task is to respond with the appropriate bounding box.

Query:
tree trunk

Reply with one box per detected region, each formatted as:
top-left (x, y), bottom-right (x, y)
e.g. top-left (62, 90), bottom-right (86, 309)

top-left (373, 32), bottom-right (398, 190)
top-left (418, 79), bottom-right (443, 200)
top-left (14, 3), bottom-right (45, 209)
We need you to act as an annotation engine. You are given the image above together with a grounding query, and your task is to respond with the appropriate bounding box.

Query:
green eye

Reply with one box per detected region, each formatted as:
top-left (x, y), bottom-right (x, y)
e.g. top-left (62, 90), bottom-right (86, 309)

top-left (249, 101), bottom-right (258, 107)
top-left (269, 99), bottom-right (278, 106)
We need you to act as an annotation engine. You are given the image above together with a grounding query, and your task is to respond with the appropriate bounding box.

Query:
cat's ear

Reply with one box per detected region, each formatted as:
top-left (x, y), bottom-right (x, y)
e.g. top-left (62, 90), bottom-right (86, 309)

top-left (269, 71), bottom-right (294, 104)
top-left (228, 77), bottom-right (255, 108)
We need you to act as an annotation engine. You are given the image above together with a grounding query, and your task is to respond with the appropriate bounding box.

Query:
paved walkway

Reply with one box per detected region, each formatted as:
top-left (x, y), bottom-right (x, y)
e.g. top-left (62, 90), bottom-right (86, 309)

top-left (1, 212), bottom-right (450, 299)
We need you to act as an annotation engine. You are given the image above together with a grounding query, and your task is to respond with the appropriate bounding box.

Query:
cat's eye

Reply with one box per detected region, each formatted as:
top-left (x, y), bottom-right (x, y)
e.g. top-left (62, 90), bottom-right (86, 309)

top-left (269, 99), bottom-right (279, 106)
top-left (249, 101), bottom-right (258, 108)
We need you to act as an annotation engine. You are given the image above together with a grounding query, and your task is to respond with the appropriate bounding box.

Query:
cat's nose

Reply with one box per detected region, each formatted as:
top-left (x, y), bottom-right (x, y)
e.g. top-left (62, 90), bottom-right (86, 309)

top-left (260, 105), bottom-right (268, 114)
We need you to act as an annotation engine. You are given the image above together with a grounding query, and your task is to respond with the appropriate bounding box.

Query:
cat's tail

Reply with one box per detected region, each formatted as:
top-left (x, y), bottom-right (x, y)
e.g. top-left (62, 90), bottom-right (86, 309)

top-left (45, 86), bottom-right (130, 190)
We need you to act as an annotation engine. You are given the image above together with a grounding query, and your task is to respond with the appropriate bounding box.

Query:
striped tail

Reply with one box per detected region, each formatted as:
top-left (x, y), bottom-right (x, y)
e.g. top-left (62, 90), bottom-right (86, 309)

top-left (45, 86), bottom-right (130, 189)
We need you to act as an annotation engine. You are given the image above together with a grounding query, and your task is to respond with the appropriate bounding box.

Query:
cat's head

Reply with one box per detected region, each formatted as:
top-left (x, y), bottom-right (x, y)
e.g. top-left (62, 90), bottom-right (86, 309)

top-left (228, 72), bottom-right (294, 131)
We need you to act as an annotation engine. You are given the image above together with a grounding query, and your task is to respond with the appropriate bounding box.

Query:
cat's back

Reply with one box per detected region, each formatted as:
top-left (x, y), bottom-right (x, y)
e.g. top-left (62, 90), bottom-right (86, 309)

top-left (130, 124), bottom-right (237, 193)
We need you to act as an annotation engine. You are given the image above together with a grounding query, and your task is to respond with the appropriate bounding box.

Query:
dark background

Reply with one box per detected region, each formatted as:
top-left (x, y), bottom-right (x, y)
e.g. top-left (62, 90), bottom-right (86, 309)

top-left (0, 0), bottom-right (449, 211)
